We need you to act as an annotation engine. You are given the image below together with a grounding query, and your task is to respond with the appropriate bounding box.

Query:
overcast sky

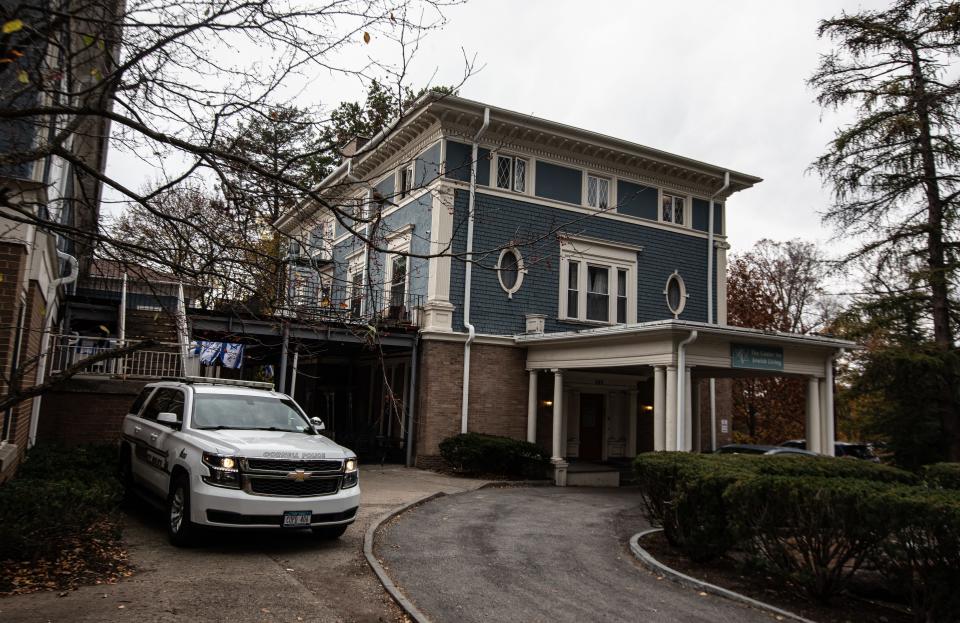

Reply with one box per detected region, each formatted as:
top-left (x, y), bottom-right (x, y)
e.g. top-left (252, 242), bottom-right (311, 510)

top-left (107, 0), bottom-right (891, 258)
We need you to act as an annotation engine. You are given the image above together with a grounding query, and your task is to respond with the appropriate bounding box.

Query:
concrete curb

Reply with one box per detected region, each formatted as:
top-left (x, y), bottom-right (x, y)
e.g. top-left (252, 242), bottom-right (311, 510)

top-left (364, 492), bottom-right (446, 623)
top-left (628, 529), bottom-right (816, 623)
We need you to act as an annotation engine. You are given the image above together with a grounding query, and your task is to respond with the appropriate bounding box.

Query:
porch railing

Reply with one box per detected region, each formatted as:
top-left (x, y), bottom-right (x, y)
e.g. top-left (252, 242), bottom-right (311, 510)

top-left (283, 285), bottom-right (424, 326)
top-left (48, 335), bottom-right (183, 379)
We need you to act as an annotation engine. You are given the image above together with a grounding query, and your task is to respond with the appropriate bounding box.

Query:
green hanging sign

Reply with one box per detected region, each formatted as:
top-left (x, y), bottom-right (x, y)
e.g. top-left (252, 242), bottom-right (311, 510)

top-left (731, 343), bottom-right (784, 371)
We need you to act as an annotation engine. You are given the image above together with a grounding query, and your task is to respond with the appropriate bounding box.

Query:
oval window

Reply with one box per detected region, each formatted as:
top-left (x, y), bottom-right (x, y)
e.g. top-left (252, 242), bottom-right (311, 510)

top-left (664, 271), bottom-right (687, 317)
top-left (497, 247), bottom-right (525, 299)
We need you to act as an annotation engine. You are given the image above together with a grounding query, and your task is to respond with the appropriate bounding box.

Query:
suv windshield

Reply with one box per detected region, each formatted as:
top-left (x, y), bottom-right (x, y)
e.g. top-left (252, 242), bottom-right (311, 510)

top-left (191, 394), bottom-right (314, 433)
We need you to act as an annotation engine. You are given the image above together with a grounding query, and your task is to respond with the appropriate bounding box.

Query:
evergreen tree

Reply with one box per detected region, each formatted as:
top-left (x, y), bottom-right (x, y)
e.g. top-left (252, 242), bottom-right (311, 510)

top-left (811, 0), bottom-right (960, 460)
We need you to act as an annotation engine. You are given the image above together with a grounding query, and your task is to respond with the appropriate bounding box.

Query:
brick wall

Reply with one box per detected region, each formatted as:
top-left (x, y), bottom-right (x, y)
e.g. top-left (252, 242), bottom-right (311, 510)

top-left (37, 377), bottom-right (148, 446)
top-left (0, 242), bottom-right (28, 478)
top-left (8, 281), bottom-right (46, 451)
top-left (414, 339), bottom-right (528, 467)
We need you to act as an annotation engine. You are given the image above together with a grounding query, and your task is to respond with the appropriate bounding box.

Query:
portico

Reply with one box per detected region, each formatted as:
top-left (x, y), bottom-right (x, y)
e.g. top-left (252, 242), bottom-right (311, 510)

top-left (517, 320), bottom-right (855, 485)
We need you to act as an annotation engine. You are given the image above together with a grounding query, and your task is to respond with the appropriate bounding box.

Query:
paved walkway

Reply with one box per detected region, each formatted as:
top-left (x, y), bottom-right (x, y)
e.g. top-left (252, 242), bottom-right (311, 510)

top-left (0, 465), bottom-right (489, 623)
top-left (377, 487), bottom-right (776, 623)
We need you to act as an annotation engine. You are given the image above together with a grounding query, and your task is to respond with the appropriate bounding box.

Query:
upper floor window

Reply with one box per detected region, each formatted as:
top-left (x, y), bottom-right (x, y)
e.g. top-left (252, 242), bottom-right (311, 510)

top-left (495, 154), bottom-right (527, 193)
top-left (559, 239), bottom-right (637, 325)
top-left (586, 174), bottom-right (610, 210)
top-left (661, 193), bottom-right (686, 226)
top-left (496, 247), bottom-right (525, 299)
top-left (398, 164), bottom-right (414, 198)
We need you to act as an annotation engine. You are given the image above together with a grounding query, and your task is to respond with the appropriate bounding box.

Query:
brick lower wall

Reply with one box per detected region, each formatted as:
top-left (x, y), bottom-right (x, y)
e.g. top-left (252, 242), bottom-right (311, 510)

top-left (697, 377), bottom-right (734, 451)
top-left (37, 377), bottom-right (149, 446)
top-left (0, 243), bottom-right (29, 480)
top-left (414, 339), bottom-right (527, 468)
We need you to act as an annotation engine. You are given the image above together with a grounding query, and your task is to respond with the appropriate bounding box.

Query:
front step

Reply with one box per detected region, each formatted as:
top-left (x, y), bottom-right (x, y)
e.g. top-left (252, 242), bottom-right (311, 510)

top-left (565, 463), bottom-right (621, 487)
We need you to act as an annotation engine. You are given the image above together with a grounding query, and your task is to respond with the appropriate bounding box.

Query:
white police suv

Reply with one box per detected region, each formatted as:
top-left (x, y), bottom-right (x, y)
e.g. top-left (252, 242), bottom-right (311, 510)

top-left (119, 377), bottom-right (360, 546)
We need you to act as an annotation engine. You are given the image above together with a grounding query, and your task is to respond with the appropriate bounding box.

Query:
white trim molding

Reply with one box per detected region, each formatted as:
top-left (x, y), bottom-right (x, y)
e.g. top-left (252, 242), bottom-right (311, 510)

top-left (664, 270), bottom-right (688, 318)
top-left (496, 246), bottom-right (526, 299)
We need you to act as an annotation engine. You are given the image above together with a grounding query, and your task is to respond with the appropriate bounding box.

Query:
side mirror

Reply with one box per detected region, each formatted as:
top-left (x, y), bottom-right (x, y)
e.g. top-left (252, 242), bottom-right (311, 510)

top-left (310, 417), bottom-right (326, 431)
top-left (157, 412), bottom-right (180, 427)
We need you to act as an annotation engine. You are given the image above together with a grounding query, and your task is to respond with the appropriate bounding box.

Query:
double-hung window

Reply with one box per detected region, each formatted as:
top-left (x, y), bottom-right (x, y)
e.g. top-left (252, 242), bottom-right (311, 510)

top-left (560, 239), bottom-right (637, 324)
top-left (661, 193), bottom-right (686, 226)
top-left (586, 174), bottom-right (610, 210)
top-left (398, 164), bottom-right (414, 198)
top-left (389, 255), bottom-right (407, 310)
top-left (495, 154), bottom-right (527, 193)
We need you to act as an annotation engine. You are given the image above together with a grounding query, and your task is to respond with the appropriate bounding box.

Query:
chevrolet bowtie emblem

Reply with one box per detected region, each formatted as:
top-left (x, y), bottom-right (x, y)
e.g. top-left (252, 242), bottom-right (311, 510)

top-left (287, 469), bottom-right (311, 482)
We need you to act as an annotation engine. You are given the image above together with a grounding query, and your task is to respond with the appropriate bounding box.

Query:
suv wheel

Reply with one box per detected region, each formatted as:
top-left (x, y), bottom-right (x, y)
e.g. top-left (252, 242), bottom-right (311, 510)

top-left (167, 475), bottom-right (197, 547)
top-left (312, 524), bottom-right (348, 540)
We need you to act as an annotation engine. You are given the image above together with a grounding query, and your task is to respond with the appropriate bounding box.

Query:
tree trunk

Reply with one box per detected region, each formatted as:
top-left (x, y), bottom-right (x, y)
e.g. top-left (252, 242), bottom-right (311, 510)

top-left (911, 47), bottom-right (959, 460)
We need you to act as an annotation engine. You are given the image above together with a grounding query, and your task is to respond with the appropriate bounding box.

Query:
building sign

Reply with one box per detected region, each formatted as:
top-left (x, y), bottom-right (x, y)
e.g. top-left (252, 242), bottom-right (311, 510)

top-left (720, 419), bottom-right (729, 434)
top-left (731, 343), bottom-right (784, 371)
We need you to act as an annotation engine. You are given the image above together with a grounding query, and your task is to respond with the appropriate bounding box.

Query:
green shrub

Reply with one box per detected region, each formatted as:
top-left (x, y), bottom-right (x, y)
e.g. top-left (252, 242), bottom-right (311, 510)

top-left (633, 453), bottom-right (754, 561)
top-left (439, 433), bottom-right (549, 479)
top-left (0, 444), bottom-right (122, 561)
top-left (724, 476), bottom-right (891, 604)
top-left (872, 486), bottom-right (960, 623)
top-left (922, 462), bottom-right (960, 490)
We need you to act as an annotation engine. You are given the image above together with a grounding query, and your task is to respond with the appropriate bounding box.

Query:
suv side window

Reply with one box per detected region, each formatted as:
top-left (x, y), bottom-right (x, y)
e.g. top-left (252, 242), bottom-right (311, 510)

top-left (129, 387), bottom-right (155, 417)
top-left (141, 388), bottom-right (173, 421)
top-left (164, 390), bottom-right (185, 423)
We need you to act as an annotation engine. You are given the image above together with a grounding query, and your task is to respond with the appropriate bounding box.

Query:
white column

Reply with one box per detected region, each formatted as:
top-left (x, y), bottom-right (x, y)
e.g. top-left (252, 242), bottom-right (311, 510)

top-left (653, 366), bottom-right (666, 451)
top-left (527, 370), bottom-right (538, 444)
top-left (627, 390), bottom-right (639, 457)
top-left (805, 376), bottom-right (822, 454)
top-left (683, 368), bottom-right (693, 452)
top-left (819, 378), bottom-right (829, 455)
top-left (823, 357), bottom-right (837, 457)
top-left (422, 188), bottom-right (455, 331)
top-left (665, 366), bottom-right (678, 451)
top-left (551, 369), bottom-right (565, 462)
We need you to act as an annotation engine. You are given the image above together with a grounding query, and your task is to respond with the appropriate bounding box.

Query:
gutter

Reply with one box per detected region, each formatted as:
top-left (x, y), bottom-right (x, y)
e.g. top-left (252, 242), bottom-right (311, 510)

top-left (28, 250), bottom-right (79, 447)
top-left (675, 330), bottom-right (698, 451)
top-left (460, 107), bottom-right (490, 434)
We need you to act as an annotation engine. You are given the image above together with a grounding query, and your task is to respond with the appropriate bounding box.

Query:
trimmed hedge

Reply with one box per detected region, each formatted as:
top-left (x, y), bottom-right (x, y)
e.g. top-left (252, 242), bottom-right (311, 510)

top-left (633, 452), bottom-right (960, 617)
top-left (439, 433), bottom-right (549, 479)
top-left (873, 486), bottom-right (960, 622)
top-left (923, 462), bottom-right (960, 490)
top-left (725, 476), bottom-right (891, 603)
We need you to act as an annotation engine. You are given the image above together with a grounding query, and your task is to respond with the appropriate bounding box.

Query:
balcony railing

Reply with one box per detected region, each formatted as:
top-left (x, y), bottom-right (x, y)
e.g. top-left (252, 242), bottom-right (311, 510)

top-left (49, 335), bottom-right (183, 378)
top-left (283, 285), bottom-right (424, 326)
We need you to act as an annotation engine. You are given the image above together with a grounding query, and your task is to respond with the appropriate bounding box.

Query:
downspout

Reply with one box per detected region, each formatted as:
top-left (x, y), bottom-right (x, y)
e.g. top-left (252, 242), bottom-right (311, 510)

top-left (28, 251), bottom-right (78, 447)
top-left (707, 171), bottom-right (729, 451)
top-left (461, 107), bottom-right (490, 434)
top-left (676, 330), bottom-right (698, 452)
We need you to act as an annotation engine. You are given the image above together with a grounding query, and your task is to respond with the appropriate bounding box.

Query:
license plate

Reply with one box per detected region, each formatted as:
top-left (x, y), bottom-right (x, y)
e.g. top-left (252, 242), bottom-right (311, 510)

top-left (282, 510), bottom-right (312, 528)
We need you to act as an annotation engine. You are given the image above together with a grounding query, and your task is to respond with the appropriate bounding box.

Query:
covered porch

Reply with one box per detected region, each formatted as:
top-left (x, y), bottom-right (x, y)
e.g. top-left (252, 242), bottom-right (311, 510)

top-left (516, 320), bottom-right (856, 486)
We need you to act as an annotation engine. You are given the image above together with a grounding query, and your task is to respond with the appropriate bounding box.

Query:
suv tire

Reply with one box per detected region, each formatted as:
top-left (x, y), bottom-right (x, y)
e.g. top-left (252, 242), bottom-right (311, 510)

top-left (312, 524), bottom-right (348, 540)
top-left (167, 475), bottom-right (197, 547)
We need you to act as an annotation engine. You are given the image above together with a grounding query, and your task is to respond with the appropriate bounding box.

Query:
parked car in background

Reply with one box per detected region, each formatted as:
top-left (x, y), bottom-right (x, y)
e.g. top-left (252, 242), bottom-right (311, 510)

top-left (119, 376), bottom-right (360, 546)
top-left (780, 439), bottom-right (880, 462)
top-left (716, 444), bottom-right (817, 457)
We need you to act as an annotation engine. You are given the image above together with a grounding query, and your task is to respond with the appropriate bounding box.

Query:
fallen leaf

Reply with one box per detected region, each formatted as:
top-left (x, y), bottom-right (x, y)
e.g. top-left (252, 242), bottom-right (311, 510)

top-left (363, 31), bottom-right (370, 44)
top-left (3, 19), bottom-right (24, 34)
top-left (17, 69), bottom-right (28, 84)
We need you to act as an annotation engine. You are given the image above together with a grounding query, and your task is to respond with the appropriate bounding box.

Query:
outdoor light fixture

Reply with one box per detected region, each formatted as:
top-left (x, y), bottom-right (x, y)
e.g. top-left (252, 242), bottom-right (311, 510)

top-left (642, 405), bottom-right (654, 412)
top-left (542, 399), bottom-right (553, 407)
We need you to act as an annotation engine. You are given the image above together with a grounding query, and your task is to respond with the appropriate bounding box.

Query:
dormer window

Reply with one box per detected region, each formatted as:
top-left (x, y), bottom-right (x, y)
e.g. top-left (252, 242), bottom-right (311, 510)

top-left (661, 193), bottom-right (686, 226)
top-left (495, 155), bottom-right (527, 193)
top-left (586, 174), bottom-right (609, 210)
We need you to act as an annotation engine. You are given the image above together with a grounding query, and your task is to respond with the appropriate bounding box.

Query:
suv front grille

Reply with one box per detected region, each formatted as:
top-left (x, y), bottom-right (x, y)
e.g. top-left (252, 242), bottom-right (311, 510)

top-left (248, 476), bottom-right (341, 497)
top-left (245, 458), bottom-right (343, 472)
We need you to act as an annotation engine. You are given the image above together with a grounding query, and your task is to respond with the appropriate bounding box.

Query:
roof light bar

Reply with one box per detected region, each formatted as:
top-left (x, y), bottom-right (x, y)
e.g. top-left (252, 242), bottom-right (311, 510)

top-left (160, 376), bottom-right (275, 391)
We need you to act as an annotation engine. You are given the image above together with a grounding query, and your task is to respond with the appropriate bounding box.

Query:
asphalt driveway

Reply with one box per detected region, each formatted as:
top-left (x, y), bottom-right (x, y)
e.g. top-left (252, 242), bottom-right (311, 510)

top-left (0, 466), bottom-right (489, 623)
top-left (376, 487), bottom-right (776, 623)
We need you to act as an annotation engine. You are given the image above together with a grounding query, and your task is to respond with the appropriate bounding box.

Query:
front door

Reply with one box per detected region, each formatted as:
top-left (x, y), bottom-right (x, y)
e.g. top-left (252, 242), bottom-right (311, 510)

top-left (579, 393), bottom-right (605, 461)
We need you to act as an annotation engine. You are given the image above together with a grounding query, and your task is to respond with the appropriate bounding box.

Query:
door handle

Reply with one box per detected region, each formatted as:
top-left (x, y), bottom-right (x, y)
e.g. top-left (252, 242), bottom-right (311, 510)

top-left (134, 426), bottom-right (142, 434)
top-left (150, 433), bottom-right (159, 442)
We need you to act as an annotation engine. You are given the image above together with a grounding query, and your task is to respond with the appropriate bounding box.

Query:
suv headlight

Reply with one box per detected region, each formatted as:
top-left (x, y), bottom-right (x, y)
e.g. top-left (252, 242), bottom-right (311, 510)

top-left (342, 457), bottom-right (358, 488)
top-left (202, 452), bottom-right (240, 489)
